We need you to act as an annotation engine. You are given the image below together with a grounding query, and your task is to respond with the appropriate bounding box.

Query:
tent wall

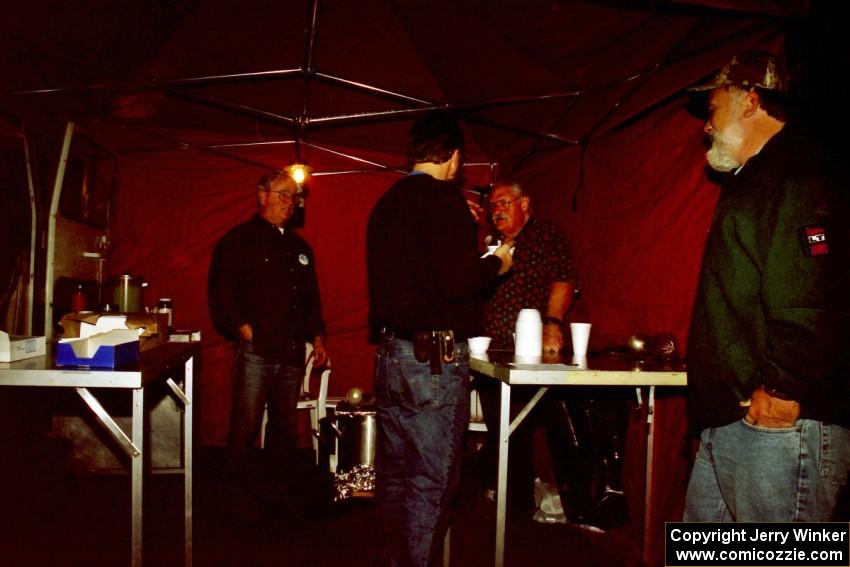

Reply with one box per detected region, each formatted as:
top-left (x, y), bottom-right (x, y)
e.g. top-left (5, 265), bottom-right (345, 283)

top-left (105, 94), bottom-right (710, 564)
top-left (108, 93), bottom-right (711, 447)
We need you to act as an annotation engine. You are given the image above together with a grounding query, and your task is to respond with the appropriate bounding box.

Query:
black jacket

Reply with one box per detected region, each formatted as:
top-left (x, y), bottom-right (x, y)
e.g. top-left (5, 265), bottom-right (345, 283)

top-left (208, 214), bottom-right (325, 364)
top-left (687, 128), bottom-right (850, 433)
top-left (366, 173), bottom-right (502, 339)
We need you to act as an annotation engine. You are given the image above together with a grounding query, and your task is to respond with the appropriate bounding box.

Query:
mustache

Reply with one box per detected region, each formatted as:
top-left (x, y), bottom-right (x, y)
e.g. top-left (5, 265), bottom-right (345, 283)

top-left (492, 213), bottom-right (508, 222)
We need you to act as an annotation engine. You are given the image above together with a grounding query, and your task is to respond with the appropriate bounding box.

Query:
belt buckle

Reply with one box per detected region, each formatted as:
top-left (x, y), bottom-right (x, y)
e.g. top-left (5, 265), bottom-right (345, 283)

top-left (440, 330), bottom-right (456, 363)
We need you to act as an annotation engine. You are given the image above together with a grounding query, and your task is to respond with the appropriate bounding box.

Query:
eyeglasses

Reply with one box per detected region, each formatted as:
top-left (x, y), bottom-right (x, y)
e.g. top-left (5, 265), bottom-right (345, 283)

top-left (265, 190), bottom-right (296, 202)
top-left (488, 197), bottom-right (521, 212)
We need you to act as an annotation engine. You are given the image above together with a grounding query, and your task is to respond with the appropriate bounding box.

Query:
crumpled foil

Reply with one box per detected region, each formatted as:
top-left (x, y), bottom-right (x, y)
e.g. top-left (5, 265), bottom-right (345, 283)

top-left (333, 464), bottom-right (375, 502)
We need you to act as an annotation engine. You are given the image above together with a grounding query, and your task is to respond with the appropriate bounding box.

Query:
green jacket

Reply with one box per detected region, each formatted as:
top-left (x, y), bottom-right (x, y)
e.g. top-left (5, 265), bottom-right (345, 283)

top-left (687, 128), bottom-right (850, 433)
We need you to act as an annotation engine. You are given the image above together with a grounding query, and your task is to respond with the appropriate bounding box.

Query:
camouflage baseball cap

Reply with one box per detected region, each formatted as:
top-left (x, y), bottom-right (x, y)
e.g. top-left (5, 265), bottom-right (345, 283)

top-left (688, 51), bottom-right (789, 93)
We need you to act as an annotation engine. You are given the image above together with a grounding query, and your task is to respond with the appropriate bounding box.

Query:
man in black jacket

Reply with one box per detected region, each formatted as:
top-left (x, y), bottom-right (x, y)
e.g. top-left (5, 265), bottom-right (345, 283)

top-left (685, 52), bottom-right (850, 522)
top-left (209, 171), bottom-right (327, 519)
top-left (367, 112), bottom-right (512, 566)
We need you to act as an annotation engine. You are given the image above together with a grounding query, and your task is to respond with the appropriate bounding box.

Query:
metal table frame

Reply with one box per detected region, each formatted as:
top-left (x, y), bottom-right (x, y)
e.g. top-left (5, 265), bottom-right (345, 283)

top-left (0, 342), bottom-right (195, 567)
top-left (469, 353), bottom-right (686, 567)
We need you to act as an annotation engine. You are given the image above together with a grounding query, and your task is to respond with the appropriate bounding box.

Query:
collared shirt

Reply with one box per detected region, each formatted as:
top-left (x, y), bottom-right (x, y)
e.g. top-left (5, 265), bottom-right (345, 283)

top-left (483, 217), bottom-right (579, 348)
top-left (208, 213), bottom-right (325, 363)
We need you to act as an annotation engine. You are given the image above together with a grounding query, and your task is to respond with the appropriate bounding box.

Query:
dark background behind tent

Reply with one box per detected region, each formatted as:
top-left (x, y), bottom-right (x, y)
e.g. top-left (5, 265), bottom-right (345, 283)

top-left (2, 1), bottom-right (848, 564)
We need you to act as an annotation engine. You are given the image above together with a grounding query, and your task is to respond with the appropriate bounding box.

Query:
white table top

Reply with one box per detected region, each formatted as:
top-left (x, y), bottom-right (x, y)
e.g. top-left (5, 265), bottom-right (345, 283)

top-left (0, 342), bottom-right (197, 389)
top-left (470, 351), bottom-right (687, 387)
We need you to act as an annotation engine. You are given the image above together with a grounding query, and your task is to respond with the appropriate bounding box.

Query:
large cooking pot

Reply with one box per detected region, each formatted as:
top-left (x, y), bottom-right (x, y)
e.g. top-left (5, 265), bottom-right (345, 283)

top-left (108, 274), bottom-right (147, 313)
top-left (333, 401), bottom-right (377, 471)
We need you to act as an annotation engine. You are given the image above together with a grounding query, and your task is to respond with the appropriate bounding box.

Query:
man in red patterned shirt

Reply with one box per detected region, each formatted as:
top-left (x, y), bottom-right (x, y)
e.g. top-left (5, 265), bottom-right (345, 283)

top-left (476, 180), bottom-right (580, 519)
top-left (482, 181), bottom-right (578, 349)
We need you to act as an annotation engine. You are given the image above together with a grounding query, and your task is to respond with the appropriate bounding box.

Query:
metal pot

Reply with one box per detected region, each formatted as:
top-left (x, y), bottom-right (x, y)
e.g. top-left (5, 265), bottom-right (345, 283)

top-left (332, 403), bottom-right (377, 471)
top-left (108, 274), bottom-right (147, 313)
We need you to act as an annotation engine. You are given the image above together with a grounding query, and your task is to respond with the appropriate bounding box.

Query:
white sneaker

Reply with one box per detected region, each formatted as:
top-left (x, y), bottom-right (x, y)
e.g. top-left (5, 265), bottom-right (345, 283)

top-left (532, 477), bottom-right (569, 524)
top-left (532, 509), bottom-right (568, 524)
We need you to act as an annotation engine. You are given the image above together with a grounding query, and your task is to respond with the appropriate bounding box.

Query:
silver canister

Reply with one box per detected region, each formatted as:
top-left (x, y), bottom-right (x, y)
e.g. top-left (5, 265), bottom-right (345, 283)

top-left (334, 404), bottom-right (377, 470)
top-left (109, 274), bottom-right (146, 313)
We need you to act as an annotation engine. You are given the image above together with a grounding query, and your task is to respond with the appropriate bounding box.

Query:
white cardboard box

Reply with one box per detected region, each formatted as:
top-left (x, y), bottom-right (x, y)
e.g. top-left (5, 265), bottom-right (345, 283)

top-left (0, 331), bottom-right (47, 362)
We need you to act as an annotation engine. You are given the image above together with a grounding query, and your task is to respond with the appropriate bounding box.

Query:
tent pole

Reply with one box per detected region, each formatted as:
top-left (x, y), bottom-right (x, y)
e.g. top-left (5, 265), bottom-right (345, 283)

top-left (22, 127), bottom-right (37, 336)
top-left (44, 121), bottom-right (74, 341)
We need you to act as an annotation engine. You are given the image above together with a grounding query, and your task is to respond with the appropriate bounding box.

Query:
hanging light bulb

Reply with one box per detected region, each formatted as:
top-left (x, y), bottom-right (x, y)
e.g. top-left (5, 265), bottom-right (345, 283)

top-left (284, 162), bottom-right (310, 229)
top-left (285, 163), bottom-right (311, 186)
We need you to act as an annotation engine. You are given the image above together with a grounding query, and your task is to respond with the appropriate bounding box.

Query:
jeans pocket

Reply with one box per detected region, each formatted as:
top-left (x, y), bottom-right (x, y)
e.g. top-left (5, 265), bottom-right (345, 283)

top-left (819, 423), bottom-right (850, 484)
top-left (741, 418), bottom-right (797, 432)
top-left (375, 346), bottom-right (437, 410)
top-left (397, 361), bottom-right (438, 410)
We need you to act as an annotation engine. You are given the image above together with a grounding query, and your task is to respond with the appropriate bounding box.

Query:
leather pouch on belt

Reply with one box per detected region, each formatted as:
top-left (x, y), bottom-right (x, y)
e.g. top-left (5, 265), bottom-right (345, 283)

top-left (414, 332), bottom-right (432, 364)
top-left (414, 331), bottom-right (456, 374)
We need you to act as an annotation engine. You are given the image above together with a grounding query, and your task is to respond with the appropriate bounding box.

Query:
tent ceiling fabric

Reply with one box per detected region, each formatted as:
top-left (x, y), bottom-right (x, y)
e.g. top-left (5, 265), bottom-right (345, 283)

top-left (3, 0), bottom-right (787, 173)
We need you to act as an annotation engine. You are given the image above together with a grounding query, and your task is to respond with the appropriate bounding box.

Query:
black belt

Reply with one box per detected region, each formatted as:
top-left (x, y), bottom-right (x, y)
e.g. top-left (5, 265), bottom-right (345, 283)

top-left (381, 327), bottom-right (468, 342)
top-left (381, 328), bottom-right (467, 374)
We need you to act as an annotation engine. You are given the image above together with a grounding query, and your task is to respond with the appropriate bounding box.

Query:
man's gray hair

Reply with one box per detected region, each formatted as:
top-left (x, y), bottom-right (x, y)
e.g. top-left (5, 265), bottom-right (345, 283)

top-left (257, 170), bottom-right (295, 192)
top-left (492, 180), bottom-right (524, 197)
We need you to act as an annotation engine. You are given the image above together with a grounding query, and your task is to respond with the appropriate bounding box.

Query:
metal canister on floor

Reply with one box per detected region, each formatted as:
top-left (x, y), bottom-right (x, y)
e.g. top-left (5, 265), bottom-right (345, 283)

top-left (333, 400), bottom-right (377, 471)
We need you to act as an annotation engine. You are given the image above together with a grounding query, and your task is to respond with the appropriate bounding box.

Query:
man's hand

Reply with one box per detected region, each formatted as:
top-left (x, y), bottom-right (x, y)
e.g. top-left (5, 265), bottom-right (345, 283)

top-left (466, 198), bottom-right (484, 223)
top-left (238, 323), bottom-right (253, 342)
top-left (742, 386), bottom-right (800, 428)
top-left (312, 336), bottom-right (328, 368)
top-left (493, 241), bottom-right (513, 275)
top-left (542, 324), bottom-right (564, 353)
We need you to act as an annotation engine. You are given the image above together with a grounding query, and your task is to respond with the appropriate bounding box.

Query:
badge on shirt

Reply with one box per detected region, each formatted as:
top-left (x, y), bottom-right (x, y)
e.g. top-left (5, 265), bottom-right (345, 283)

top-left (299, 253), bottom-right (310, 265)
top-left (800, 225), bottom-right (828, 257)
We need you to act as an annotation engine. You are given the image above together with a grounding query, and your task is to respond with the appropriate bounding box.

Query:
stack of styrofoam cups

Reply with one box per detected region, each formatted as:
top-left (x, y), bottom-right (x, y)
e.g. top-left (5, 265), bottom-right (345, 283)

top-left (514, 308), bottom-right (542, 363)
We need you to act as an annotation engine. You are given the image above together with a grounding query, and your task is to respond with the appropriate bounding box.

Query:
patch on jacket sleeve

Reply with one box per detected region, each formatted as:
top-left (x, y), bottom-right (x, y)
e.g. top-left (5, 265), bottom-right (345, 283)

top-left (800, 225), bottom-right (828, 257)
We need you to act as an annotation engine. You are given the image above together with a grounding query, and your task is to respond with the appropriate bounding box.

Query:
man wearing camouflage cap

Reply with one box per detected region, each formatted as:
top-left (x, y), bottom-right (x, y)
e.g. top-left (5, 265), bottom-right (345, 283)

top-left (684, 51), bottom-right (850, 522)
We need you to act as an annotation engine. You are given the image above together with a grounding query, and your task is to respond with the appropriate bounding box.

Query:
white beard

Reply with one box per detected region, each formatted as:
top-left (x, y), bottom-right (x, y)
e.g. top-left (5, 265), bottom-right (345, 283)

top-left (706, 119), bottom-right (744, 172)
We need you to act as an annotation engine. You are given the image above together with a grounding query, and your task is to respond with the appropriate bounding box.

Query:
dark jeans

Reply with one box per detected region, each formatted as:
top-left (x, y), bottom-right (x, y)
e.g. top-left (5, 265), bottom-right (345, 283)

top-left (374, 335), bottom-right (470, 567)
top-left (685, 419), bottom-right (850, 521)
top-left (228, 340), bottom-right (302, 489)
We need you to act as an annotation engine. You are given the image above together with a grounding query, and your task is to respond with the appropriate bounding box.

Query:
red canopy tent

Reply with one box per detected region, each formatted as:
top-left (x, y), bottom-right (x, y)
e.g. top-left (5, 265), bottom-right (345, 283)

top-left (1, 1), bottom-right (831, 563)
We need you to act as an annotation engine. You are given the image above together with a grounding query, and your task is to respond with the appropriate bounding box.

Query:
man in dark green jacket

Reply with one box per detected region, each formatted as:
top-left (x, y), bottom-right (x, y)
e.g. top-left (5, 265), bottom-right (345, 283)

top-left (684, 52), bottom-right (850, 522)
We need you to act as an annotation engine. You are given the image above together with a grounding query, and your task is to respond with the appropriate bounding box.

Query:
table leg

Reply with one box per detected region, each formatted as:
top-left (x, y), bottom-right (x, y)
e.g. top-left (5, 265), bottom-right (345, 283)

top-left (184, 356), bottom-right (193, 567)
top-left (75, 387), bottom-right (141, 458)
top-left (642, 385), bottom-right (656, 565)
top-left (495, 381), bottom-right (510, 567)
top-left (131, 387), bottom-right (144, 567)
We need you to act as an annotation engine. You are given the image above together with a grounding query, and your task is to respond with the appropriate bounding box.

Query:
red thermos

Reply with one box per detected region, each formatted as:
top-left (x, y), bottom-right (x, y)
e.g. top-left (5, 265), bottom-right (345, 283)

top-left (71, 285), bottom-right (86, 312)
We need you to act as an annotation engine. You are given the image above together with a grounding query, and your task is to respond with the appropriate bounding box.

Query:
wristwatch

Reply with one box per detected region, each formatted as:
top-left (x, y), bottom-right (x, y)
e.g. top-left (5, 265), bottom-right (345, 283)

top-left (542, 316), bottom-right (562, 326)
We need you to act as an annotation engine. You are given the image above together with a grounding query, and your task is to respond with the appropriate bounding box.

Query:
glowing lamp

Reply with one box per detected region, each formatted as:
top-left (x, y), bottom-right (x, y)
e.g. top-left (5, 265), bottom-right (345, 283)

top-left (285, 163), bottom-right (311, 186)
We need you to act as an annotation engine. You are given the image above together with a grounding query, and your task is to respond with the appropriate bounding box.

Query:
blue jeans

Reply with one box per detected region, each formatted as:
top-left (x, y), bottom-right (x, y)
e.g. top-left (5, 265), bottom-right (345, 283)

top-left (228, 340), bottom-right (302, 483)
top-left (684, 419), bottom-right (850, 522)
top-left (374, 336), bottom-right (471, 567)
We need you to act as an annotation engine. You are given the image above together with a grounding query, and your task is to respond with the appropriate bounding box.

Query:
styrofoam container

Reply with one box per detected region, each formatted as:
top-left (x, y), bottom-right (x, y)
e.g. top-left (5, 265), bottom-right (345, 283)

top-left (56, 329), bottom-right (140, 368)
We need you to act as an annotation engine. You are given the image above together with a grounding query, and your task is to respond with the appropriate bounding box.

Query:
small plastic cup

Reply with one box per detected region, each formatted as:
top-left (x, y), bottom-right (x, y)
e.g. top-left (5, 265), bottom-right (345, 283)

top-left (468, 336), bottom-right (492, 355)
top-left (570, 323), bottom-right (592, 357)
